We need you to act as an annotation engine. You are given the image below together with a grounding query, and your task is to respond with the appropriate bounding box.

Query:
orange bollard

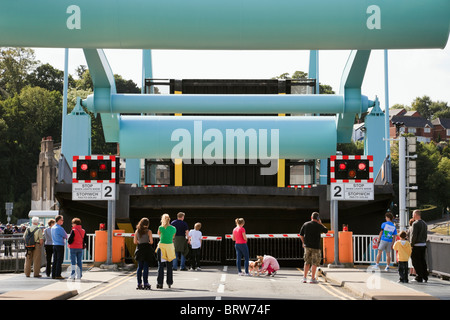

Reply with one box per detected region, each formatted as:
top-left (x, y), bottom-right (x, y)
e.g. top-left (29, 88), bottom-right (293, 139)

top-left (94, 230), bottom-right (107, 263)
top-left (112, 229), bottom-right (125, 263)
top-left (338, 231), bottom-right (353, 264)
top-left (322, 231), bottom-right (334, 265)
top-left (94, 229), bottom-right (125, 264)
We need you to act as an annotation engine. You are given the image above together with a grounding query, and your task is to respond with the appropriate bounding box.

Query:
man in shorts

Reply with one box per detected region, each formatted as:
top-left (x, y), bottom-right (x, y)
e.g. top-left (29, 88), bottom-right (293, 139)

top-left (299, 212), bottom-right (328, 283)
top-left (374, 212), bottom-right (398, 271)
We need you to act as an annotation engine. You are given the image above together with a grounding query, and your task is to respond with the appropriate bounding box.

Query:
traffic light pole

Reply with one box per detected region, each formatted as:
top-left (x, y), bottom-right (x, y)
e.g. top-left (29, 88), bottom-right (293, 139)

top-left (106, 199), bottom-right (116, 265)
top-left (398, 136), bottom-right (407, 232)
top-left (329, 199), bottom-right (343, 268)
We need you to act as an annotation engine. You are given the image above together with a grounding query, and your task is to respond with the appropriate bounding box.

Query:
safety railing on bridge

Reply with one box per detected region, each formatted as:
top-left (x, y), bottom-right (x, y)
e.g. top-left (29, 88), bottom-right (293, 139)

top-left (0, 235), bottom-right (26, 272)
top-left (353, 234), bottom-right (395, 265)
top-left (63, 233), bottom-right (96, 264)
top-left (113, 233), bottom-right (223, 264)
top-left (224, 234), bottom-right (304, 262)
top-left (5, 232), bottom-right (436, 272)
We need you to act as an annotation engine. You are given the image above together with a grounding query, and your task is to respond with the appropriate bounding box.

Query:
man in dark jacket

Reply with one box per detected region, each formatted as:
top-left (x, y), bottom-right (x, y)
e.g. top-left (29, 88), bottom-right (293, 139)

top-left (410, 210), bottom-right (428, 283)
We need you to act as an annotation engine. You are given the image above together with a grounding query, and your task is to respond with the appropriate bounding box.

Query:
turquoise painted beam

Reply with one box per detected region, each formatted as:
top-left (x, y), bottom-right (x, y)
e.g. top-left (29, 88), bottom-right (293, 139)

top-left (364, 98), bottom-right (387, 178)
top-left (0, 0), bottom-right (448, 50)
top-left (82, 93), bottom-right (366, 114)
top-left (118, 115), bottom-right (337, 160)
top-left (337, 50), bottom-right (371, 143)
top-left (82, 49), bottom-right (120, 142)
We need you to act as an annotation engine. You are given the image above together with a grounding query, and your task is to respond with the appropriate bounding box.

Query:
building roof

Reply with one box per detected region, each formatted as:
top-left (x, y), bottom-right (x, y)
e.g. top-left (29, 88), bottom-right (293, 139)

top-left (391, 115), bottom-right (433, 128)
top-left (389, 108), bottom-right (406, 118)
top-left (432, 117), bottom-right (450, 129)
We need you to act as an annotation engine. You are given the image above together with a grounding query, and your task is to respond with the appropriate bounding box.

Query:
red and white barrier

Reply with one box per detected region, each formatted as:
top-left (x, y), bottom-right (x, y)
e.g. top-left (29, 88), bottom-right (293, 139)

top-left (286, 185), bottom-right (317, 189)
top-left (113, 232), bottom-right (222, 241)
top-left (144, 185), bottom-right (169, 188)
top-left (225, 234), bottom-right (301, 239)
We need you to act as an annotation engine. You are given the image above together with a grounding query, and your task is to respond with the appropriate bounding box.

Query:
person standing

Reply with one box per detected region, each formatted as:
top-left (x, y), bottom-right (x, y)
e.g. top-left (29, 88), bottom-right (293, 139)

top-left (410, 210), bottom-right (429, 283)
top-left (374, 212), bottom-right (398, 271)
top-left (188, 222), bottom-right (203, 271)
top-left (68, 218), bottom-right (86, 280)
top-left (3, 224), bottom-right (13, 256)
top-left (171, 212), bottom-right (189, 271)
top-left (51, 215), bottom-right (67, 279)
top-left (299, 212), bottom-right (328, 283)
top-left (23, 217), bottom-right (44, 278)
top-left (232, 218), bottom-right (250, 276)
top-left (43, 219), bottom-right (55, 277)
top-left (134, 217), bottom-right (154, 290)
top-left (156, 214), bottom-right (176, 289)
top-left (393, 230), bottom-right (412, 283)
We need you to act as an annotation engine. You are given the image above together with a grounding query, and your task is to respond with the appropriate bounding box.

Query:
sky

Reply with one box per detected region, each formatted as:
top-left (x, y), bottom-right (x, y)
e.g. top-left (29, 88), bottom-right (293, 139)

top-left (33, 41), bottom-right (449, 110)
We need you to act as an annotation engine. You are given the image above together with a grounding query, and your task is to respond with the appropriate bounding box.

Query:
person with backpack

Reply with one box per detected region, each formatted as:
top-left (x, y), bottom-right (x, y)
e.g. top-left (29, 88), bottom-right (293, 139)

top-left (23, 217), bottom-right (44, 278)
top-left (68, 217), bottom-right (87, 280)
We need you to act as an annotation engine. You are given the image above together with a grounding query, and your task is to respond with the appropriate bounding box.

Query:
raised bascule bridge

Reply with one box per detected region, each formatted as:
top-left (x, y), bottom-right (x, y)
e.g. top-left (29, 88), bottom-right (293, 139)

top-left (3, 1), bottom-right (448, 238)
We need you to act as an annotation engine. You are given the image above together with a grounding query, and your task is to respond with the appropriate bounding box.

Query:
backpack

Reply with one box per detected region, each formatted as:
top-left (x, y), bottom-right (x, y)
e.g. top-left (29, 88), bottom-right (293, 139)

top-left (25, 227), bottom-right (39, 251)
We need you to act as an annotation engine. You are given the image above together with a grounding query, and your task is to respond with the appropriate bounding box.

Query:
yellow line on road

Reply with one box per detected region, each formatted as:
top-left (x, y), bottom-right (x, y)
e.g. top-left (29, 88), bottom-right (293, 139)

top-left (297, 268), bottom-right (354, 300)
top-left (76, 271), bottom-right (136, 300)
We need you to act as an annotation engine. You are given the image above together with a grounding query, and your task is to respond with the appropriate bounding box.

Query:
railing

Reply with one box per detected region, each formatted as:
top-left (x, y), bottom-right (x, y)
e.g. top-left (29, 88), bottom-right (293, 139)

top-left (114, 233), bottom-right (223, 264)
top-left (353, 234), bottom-right (395, 264)
top-left (224, 234), bottom-right (304, 262)
top-left (0, 233), bottom-right (432, 274)
top-left (63, 233), bottom-right (96, 263)
top-left (0, 235), bottom-right (26, 272)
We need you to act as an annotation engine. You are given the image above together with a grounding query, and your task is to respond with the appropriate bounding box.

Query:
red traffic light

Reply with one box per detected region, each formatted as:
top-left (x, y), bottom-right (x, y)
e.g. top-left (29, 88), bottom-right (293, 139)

top-left (358, 162), bottom-right (367, 171)
top-left (99, 163), bottom-right (107, 171)
top-left (80, 163), bottom-right (88, 171)
top-left (339, 163), bottom-right (347, 170)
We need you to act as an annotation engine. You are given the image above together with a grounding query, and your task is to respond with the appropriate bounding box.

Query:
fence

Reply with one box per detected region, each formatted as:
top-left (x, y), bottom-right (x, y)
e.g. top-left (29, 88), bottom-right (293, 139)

top-left (63, 233), bottom-right (96, 264)
top-left (352, 234), bottom-right (395, 265)
top-left (0, 233), bottom-right (96, 272)
top-left (4, 232), bottom-right (449, 278)
top-left (224, 234), bottom-right (303, 262)
top-left (0, 235), bottom-right (26, 272)
top-left (114, 233), bottom-right (223, 264)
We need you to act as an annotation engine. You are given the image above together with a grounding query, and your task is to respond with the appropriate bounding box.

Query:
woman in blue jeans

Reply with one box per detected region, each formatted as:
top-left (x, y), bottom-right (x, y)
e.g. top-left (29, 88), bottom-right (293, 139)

top-left (68, 218), bottom-right (86, 280)
top-left (232, 218), bottom-right (250, 275)
top-left (133, 218), bottom-right (154, 290)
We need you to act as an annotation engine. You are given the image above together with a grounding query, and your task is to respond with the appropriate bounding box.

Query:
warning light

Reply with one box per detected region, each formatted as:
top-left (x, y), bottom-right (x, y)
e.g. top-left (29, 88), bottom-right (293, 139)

top-left (358, 162), bottom-right (367, 171)
top-left (333, 158), bottom-right (371, 181)
top-left (75, 157), bottom-right (116, 182)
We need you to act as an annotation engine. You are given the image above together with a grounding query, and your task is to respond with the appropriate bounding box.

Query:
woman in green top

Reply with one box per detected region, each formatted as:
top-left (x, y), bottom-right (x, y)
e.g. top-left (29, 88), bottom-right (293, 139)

top-left (156, 214), bottom-right (177, 288)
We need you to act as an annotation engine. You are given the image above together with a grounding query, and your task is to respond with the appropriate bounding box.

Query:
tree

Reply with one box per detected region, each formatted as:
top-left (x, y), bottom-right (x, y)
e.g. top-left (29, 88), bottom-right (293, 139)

top-left (0, 86), bottom-right (62, 219)
top-left (27, 63), bottom-right (75, 94)
top-left (0, 48), bottom-right (38, 98)
top-left (411, 96), bottom-right (449, 120)
top-left (390, 135), bottom-right (450, 218)
top-left (114, 74), bottom-right (141, 93)
top-left (273, 71), bottom-right (335, 94)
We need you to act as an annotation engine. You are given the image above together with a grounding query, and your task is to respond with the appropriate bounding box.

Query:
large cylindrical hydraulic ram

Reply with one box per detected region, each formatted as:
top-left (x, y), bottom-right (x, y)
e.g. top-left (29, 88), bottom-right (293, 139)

top-left (118, 115), bottom-right (337, 160)
top-left (82, 93), bottom-right (367, 114)
top-left (0, 0), bottom-right (448, 49)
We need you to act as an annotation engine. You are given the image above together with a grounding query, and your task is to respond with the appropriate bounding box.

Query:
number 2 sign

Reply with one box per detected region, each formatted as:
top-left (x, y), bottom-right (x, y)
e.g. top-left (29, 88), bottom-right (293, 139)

top-left (330, 183), bottom-right (345, 200)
